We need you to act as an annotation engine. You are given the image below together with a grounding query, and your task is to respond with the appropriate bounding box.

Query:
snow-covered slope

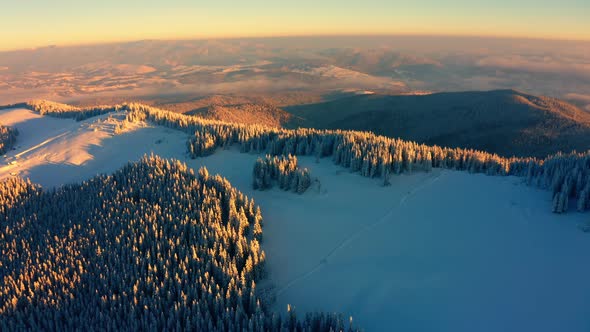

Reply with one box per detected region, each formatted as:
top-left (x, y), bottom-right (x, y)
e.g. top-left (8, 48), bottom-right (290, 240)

top-left (191, 151), bottom-right (590, 332)
top-left (1, 107), bottom-right (589, 331)
top-left (0, 108), bottom-right (186, 187)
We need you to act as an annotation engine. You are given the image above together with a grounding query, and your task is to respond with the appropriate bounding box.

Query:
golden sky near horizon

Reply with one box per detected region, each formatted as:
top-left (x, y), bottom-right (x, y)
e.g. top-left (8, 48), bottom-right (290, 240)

top-left (1, 0), bottom-right (589, 50)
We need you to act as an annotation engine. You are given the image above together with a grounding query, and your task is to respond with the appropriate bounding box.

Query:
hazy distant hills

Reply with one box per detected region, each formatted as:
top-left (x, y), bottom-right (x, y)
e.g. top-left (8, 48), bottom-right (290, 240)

top-left (2, 37), bottom-right (589, 157)
top-left (284, 89), bottom-right (590, 158)
top-left (318, 47), bottom-right (444, 77)
top-left (2, 37), bottom-right (589, 111)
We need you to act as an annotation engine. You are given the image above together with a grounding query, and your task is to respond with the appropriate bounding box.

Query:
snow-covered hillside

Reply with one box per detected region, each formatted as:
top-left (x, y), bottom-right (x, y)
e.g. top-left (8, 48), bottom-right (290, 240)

top-left (0, 108), bottom-right (187, 187)
top-left (187, 151), bottom-right (590, 332)
top-left (1, 107), bottom-right (589, 331)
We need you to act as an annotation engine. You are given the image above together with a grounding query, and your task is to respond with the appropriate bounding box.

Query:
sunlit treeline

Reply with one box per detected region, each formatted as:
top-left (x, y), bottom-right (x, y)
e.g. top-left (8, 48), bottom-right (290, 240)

top-left (123, 103), bottom-right (590, 213)
top-left (0, 156), bottom-right (359, 331)
top-left (26, 100), bottom-right (126, 121)
top-left (253, 155), bottom-right (311, 194)
top-left (0, 125), bottom-right (18, 155)
top-left (25, 101), bottom-right (590, 213)
top-left (524, 152), bottom-right (590, 213)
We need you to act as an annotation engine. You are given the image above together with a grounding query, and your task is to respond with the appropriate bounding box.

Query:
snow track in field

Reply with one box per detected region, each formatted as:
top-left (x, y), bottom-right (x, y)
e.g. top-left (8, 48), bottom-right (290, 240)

top-left (15, 131), bottom-right (69, 158)
top-left (276, 171), bottom-right (442, 296)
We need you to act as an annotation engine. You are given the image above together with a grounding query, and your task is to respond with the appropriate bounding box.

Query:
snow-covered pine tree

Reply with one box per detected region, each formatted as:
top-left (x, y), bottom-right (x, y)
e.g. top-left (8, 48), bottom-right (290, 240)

top-left (296, 169), bottom-right (312, 194)
top-left (578, 188), bottom-right (588, 212)
top-left (0, 125), bottom-right (18, 155)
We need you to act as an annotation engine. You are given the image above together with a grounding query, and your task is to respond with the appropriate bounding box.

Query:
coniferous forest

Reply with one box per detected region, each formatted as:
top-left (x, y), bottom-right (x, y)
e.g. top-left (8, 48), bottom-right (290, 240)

top-left (0, 156), bottom-right (358, 331)
top-left (253, 155), bottom-right (311, 194)
top-left (0, 124), bottom-right (18, 155)
top-left (25, 100), bottom-right (124, 121)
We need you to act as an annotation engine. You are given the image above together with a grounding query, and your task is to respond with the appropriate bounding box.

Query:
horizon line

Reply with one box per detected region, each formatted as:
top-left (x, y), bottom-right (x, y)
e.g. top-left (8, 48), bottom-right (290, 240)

top-left (2, 32), bottom-right (590, 52)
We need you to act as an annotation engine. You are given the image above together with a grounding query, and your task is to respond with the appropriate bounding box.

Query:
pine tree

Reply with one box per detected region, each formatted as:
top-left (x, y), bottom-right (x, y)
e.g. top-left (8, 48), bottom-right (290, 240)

top-left (382, 163), bottom-right (391, 186)
top-left (553, 192), bottom-right (561, 213)
top-left (578, 189), bottom-right (588, 212)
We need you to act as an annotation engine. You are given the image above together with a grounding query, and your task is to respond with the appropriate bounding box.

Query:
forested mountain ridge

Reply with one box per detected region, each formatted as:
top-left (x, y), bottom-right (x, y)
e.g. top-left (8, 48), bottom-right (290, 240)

top-left (5, 88), bottom-right (590, 159)
top-left (187, 103), bottom-right (292, 128)
top-left (0, 156), bottom-right (359, 331)
top-left (284, 89), bottom-right (590, 158)
top-left (23, 88), bottom-right (589, 159)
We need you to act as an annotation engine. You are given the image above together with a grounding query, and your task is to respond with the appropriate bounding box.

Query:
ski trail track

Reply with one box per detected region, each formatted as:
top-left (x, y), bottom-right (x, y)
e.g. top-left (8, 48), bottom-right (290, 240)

top-left (276, 170), bottom-right (442, 296)
top-left (14, 131), bottom-right (69, 159)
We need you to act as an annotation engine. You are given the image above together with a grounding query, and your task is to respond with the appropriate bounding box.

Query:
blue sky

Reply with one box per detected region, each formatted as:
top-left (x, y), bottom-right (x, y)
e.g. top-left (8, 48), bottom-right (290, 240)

top-left (1, 0), bottom-right (588, 50)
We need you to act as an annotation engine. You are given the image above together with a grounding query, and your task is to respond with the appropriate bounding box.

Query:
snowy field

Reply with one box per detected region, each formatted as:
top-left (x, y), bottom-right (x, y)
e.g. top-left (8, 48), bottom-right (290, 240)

top-left (1, 107), bottom-right (589, 331)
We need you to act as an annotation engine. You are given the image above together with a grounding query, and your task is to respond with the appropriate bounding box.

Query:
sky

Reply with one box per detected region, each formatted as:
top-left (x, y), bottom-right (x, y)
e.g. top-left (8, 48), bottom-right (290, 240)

top-left (1, 0), bottom-right (589, 51)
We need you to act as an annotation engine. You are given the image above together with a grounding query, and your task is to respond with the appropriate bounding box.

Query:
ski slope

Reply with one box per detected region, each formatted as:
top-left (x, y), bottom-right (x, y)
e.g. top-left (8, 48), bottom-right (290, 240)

top-left (0, 108), bottom-right (187, 187)
top-left (1, 107), bottom-right (589, 331)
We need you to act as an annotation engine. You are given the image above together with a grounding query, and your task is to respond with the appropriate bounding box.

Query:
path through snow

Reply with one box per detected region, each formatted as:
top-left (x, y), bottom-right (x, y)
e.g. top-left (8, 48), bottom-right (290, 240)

top-left (276, 171), bottom-right (442, 296)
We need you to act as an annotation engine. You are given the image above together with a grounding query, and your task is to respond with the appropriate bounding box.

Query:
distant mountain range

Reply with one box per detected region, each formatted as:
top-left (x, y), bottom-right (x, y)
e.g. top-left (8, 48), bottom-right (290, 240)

top-left (283, 89), bottom-right (590, 158)
top-left (4, 89), bottom-right (588, 158)
top-left (164, 89), bottom-right (590, 158)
